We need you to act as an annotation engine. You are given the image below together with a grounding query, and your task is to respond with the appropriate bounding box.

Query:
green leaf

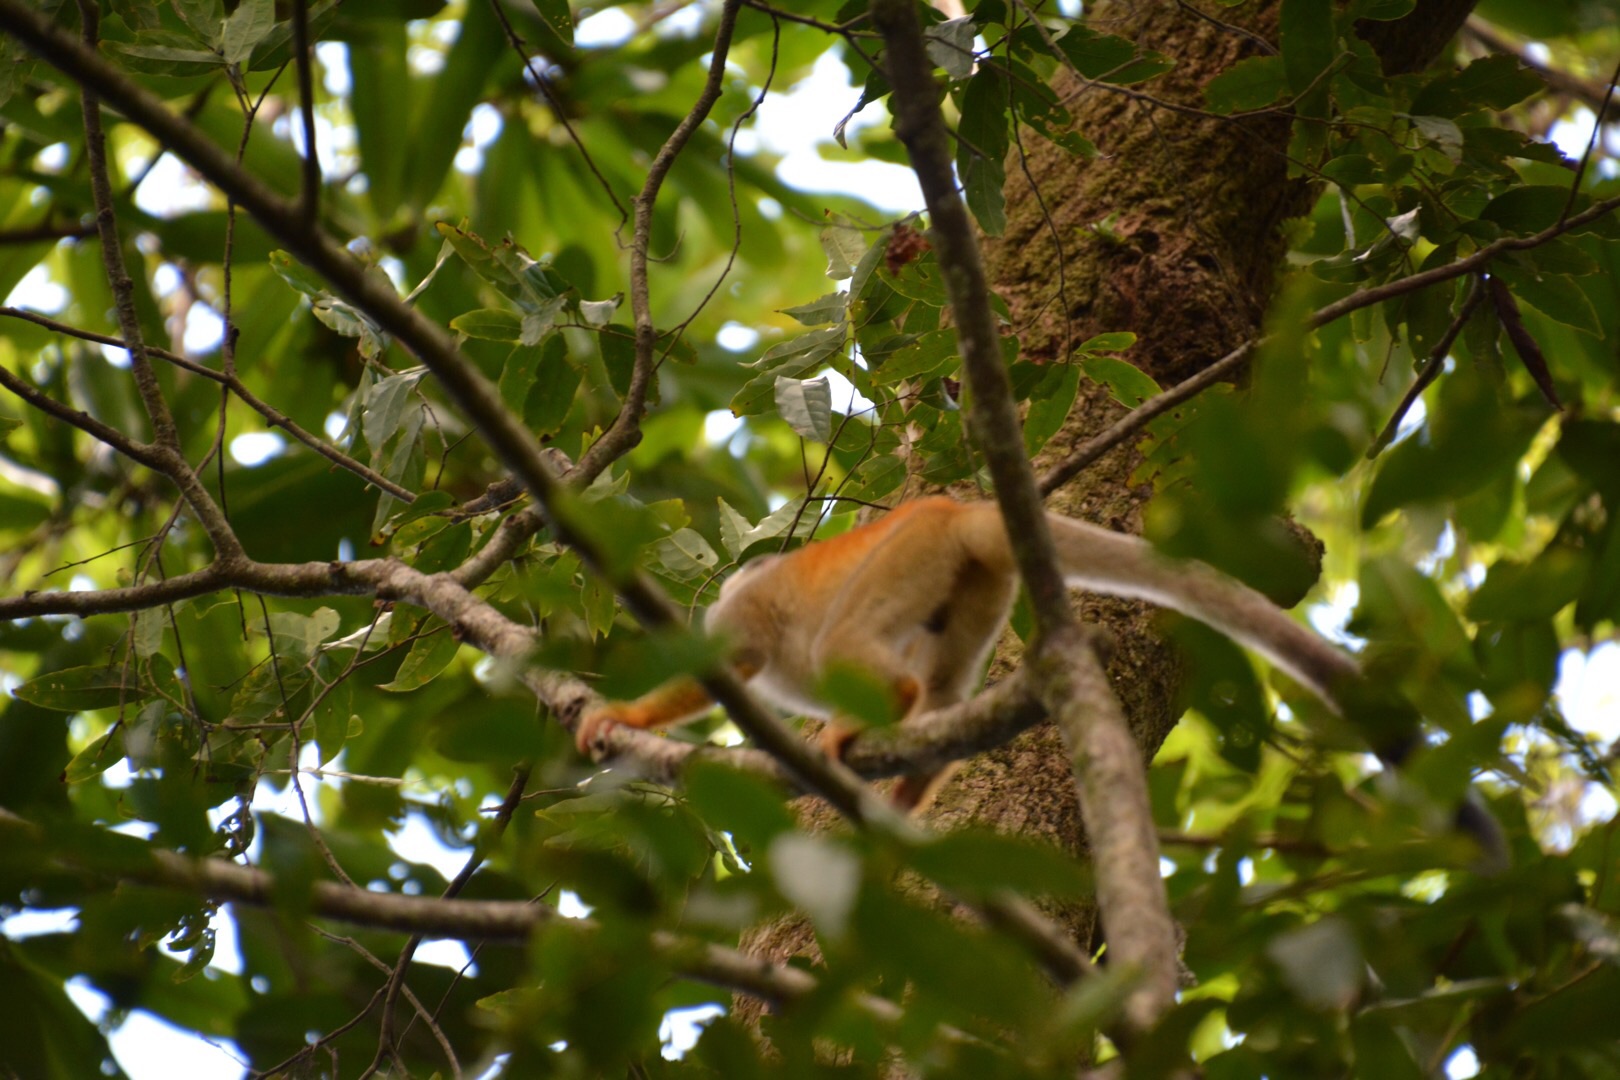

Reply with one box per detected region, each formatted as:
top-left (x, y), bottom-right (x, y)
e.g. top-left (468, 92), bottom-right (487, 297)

top-left (908, 830), bottom-right (1089, 899)
top-left (820, 226), bottom-right (866, 280)
top-left (311, 678), bottom-right (352, 766)
top-left (1467, 545), bottom-right (1588, 622)
top-left (362, 370), bottom-right (425, 450)
top-left (525, 337), bottom-right (580, 437)
top-left (222, 0), bottom-right (275, 66)
top-left (924, 16), bottom-right (977, 79)
top-left (1267, 917), bottom-right (1364, 1011)
top-left (578, 296), bottom-right (620, 327)
top-left (774, 376), bottom-right (833, 442)
top-left (132, 606), bottom-right (164, 659)
top-left (957, 67), bottom-right (1010, 236)
top-left (62, 729), bottom-right (126, 784)
top-left (14, 665), bottom-right (149, 712)
top-left (1493, 265), bottom-right (1602, 336)
top-left (872, 329), bottom-right (959, 383)
top-left (1023, 363), bottom-right (1080, 455)
top-left (684, 761), bottom-right (797, 852)
top-left (268, 249), bottom-right (328, 297)
top-left (1411, 54), bottom-right (1545, 117)
top-left (1411, 115), bottom-right (1463, 164)
top-left (106, 34), bottom-right (225, 73)
top-left (1081, 354), bottom-right (1159, 407)
top-left (732, 327), bottom-right (847, 416)
top-left (1279, 0), bottom-right (1334, 93)
top-left (528, 0), bottom-right (575, 46)
top-left (653, 528), bottom-right (721, 580)
top-left (780, 292), bottom-right (847, 326)
top-left (1052, 27), bottom-right (1175, 85)
top-left (1205, 55), bottom-right (1289, 115)
top-left (768, 834), bottom-right (860, 937)
top-left (379, 618), bottom-right (461, 692)
top-left (450, 307), bottom-right (525, 342)
top-left (173, 0), bottom-right (224, 45)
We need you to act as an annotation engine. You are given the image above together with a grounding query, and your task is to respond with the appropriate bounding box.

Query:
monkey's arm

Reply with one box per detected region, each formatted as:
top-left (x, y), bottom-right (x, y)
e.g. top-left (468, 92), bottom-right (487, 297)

top-left (576, 677), bottom-right (715, 753)
top-left (576, 657), bottom-right (763, 755)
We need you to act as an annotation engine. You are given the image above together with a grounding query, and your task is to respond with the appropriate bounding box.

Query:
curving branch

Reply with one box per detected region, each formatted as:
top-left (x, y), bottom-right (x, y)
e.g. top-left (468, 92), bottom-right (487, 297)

top-left (571, 0), bottom-right (744, 485)
top-left (72, 0), bottom-right (244, 563)
top-left (869, 0), bottom-right (1178, 1031)
top-left (2, 810), bottom-right (813, 1006)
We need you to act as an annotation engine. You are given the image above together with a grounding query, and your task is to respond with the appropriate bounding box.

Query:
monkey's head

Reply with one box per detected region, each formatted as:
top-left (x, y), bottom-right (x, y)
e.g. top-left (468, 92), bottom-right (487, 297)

top-left (715, 554), bottom-right (782, 601)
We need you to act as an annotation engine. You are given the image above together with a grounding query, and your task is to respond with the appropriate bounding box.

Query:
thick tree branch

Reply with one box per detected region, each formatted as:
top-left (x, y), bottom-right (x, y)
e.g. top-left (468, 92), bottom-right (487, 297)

top-left (870, 0), bottom-right (1178, 1031)
top-left (1036, 626), bottom-right (1178, 1031)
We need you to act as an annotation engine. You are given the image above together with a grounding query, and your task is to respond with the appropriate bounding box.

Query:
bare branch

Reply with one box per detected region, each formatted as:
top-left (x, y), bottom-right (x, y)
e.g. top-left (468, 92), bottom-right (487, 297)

top-left (1305, 193), bottom-right (1620, 328)
top-left (1368, 276), bottom-right (1488, 457)
top-left (72, 0), bottom-right (245, 563)
top-left (290, 0), bottom-right (321, 220)
top-left (1039, 343), bottom-right (1254, 496)
top-left (487, 0), bottom-right (628, 221)
top-left (0, 362), bottom-right (171, 473)
top-left (870, 0), bottom-right (1179, 1030)
top-left (1037, 625), bottom-right (1179, 1031)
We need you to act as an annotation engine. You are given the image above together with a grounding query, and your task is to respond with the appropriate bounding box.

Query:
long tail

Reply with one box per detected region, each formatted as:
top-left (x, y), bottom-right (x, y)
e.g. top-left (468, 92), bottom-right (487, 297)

top-left (959, 504), bottom-right (1359, 711)
top-left (1046, 513), bottom-right (1360, 709)
top-left (962, 505), bottom-right (1504, 867)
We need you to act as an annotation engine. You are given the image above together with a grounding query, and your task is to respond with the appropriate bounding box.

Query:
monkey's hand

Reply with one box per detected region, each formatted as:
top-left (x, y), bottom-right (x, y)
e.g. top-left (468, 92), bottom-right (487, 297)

top-left (575, 701), bottom-right (652, 757)
top-left (576, 676), bottom-right (719, 758)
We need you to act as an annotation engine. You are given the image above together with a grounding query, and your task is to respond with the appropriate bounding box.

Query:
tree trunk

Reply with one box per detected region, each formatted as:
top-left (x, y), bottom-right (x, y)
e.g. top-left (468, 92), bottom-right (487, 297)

top-left (735, 0), bottom-right (1478, 1030)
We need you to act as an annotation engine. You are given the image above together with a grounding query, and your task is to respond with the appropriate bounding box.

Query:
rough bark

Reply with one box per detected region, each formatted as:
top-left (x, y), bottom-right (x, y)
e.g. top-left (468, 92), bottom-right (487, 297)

top-left (735, 0), bottom-right (1478, 1034)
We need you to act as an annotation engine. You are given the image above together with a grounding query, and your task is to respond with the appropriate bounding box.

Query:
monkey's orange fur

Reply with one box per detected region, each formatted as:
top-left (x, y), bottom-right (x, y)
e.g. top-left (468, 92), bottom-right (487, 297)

top-left (577, 497), bottom-right (1360, 810)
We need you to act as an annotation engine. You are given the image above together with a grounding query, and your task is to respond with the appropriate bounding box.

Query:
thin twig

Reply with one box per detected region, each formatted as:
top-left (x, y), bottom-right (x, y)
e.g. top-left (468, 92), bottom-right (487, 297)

top-left (0, 306), bottom-right (415, 500)
top-left (572, 0), bottom-right (744, 484)
top-left (290, 0), bottom-right (321, 220)
top-left (1560, 53), bottom-right (1620, 223)
top-left (1368, 275), bottom-right (1487, 457)
top-left (487, 0), bottom-right (628, 222)
top-left (371, 764), bottom-right (531, 1073)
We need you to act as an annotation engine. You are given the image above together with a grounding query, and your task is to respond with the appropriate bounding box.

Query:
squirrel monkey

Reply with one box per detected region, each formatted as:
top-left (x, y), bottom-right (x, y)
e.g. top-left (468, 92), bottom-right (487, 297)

top-left (576, 497), bottom-right (1367, 811)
